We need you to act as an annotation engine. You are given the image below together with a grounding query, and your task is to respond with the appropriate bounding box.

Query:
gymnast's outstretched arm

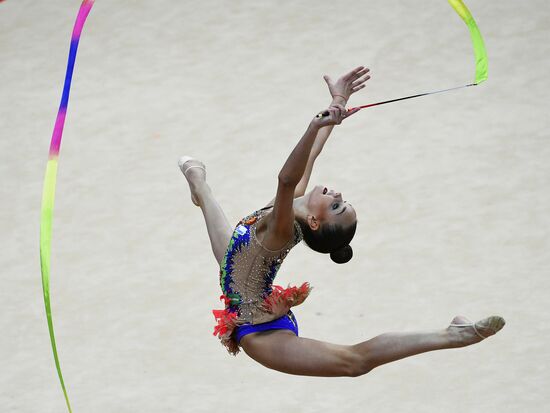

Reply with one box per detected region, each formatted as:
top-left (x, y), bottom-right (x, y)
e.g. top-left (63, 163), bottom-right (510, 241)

top-left (261, 104), bottom-right (355, 250)
top-left (291, 66), bottom-right (371, 198)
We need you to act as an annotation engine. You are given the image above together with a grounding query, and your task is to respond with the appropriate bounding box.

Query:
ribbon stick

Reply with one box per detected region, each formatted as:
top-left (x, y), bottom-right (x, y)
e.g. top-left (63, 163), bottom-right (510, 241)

top-left (344, 0), bottom-right (488, 114)
top-left (40, 1), bottom-right (95, 412)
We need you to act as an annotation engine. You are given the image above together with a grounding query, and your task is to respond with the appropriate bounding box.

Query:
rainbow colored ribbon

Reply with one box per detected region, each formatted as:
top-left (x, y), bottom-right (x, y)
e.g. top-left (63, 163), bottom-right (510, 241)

top-left (40, 1), bottom-right (95, 412)
top-left (38, 2), bottom-right (485, 410)
top-left (348, 0), bottom-right (488, 112)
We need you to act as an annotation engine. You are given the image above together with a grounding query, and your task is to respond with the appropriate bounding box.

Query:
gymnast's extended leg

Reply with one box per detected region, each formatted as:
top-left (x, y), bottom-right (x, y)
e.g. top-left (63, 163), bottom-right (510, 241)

top-left (240, 315), bottom-right (504, 377)
top-left (179, 157), bottom-right (233, 265)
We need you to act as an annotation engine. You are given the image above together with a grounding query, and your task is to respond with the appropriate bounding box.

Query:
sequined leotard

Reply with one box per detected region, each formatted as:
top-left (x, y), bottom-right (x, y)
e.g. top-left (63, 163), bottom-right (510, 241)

top-left (213, 206), bottom-right (311, 355)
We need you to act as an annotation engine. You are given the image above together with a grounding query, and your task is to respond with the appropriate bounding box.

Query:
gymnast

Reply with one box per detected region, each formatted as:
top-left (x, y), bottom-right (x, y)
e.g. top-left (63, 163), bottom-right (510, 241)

top-left (178, 66), bottom-right (504, 377)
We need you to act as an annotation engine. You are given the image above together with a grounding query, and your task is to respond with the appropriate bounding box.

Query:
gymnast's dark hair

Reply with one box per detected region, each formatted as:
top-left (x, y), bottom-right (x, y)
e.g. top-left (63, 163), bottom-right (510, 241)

top-left (296, 218), bottom-right (357, 264)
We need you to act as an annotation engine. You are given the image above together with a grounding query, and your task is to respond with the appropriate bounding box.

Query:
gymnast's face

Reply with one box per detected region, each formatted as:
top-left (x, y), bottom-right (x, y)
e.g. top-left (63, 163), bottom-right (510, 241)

top-left (307, 185), bottom-right (357, 229)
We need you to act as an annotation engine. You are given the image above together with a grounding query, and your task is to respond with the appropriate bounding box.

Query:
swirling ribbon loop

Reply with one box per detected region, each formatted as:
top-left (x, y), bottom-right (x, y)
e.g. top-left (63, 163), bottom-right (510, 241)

top-left (39, 2), bottom-right (486, 410)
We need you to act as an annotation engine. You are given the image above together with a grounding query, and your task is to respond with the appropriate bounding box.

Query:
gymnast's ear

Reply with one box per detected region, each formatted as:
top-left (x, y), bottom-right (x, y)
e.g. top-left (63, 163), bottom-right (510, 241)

top-left (307, 215), bottom-right (320, 231)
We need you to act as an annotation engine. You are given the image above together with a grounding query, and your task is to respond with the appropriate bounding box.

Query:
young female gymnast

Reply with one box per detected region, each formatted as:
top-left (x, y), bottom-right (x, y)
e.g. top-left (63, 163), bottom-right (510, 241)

top-left (178, 66), bottom-right (505, 377)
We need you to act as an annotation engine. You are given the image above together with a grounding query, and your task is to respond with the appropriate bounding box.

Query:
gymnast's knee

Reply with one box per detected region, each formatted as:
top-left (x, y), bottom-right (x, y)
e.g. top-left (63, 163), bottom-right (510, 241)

top-left (341, 346), bottom-right (374, 377)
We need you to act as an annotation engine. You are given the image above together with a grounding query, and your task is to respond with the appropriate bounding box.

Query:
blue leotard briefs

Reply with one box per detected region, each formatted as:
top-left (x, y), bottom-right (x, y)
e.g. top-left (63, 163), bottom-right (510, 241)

top-left (235, 311), bottom-right (299, 343)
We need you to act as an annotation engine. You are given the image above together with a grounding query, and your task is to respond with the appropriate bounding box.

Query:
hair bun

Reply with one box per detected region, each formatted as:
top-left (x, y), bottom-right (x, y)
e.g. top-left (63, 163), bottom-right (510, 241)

top-left (330, 245), bottom-right (353, 264)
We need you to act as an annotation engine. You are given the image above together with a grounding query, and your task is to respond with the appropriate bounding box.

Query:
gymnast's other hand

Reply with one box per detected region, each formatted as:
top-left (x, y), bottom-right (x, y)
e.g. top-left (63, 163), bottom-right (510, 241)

top-left (324, 66), bottom-right (371, 103)
top-left (311, 104), bottom-right (359, 129)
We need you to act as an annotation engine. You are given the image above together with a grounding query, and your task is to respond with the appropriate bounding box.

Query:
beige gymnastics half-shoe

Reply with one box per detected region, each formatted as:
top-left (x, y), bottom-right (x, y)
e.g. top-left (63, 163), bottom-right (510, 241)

top-left (178, 156), bottom-right (206, 206)
top-left (450, 315), bottom-right (506, 340)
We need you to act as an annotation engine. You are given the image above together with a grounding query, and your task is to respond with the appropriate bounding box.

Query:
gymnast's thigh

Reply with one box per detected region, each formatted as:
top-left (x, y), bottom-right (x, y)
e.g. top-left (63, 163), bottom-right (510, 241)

top-left (240, 330), bottom-right (360, 377)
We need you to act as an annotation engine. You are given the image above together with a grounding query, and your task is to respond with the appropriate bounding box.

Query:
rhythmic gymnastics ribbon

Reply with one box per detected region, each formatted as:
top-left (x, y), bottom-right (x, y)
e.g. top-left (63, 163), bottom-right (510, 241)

top-left (345, 0), bottom-right (488, 113)
top-left (40, 1), bottom-right (95, 412)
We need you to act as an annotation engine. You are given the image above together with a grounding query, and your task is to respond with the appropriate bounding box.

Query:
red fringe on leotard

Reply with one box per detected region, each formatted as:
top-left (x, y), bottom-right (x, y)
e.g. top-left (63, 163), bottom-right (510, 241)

top-left (212, 283), bottom-right (312, 355)
top-left (262, 282), bottom-right (312, 316)
top-left (212, 295), bottom-right (242, 355)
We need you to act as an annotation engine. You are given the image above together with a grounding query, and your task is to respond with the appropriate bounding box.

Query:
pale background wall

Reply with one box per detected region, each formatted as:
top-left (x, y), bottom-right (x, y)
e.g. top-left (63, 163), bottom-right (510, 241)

top-left (1, 0), bottom-right (549, 412)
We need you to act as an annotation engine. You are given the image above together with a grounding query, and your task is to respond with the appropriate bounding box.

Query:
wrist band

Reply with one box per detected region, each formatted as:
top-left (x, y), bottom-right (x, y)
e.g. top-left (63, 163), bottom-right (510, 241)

top-left (332, 94), bottom-right (347, 100)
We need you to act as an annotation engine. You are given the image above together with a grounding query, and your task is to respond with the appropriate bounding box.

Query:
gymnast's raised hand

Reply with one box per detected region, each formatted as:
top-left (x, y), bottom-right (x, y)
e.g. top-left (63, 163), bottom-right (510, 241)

top-left (324, 65), bottom-right (371, 102)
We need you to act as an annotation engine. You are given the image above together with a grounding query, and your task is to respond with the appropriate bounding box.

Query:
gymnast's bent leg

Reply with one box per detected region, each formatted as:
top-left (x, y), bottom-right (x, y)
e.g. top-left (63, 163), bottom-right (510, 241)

top-left (179, 157), bottom-right (233, 266)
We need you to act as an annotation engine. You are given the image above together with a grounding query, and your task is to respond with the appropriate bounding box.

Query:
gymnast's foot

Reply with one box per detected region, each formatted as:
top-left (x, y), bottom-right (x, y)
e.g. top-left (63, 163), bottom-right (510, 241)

top-left (178, 156), bottom-right (206, 207)
top-left (446, 315), bottom-right (505, 347)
